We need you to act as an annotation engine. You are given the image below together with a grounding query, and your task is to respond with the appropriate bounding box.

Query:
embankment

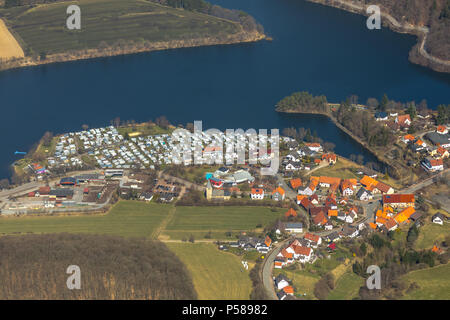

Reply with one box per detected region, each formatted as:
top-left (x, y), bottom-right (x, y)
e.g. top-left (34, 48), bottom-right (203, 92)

top-left (306, 0), bottom-right (450, 74)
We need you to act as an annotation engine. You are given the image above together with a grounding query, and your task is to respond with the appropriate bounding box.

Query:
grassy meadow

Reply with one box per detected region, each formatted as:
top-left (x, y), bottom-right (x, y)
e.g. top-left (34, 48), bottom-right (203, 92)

top-left (400, 263), bottom-right (450, 300)
top-left (166, 243), bottom-right (252, 300)
top-left (162, 206), bottom-right (284, 240)
top-left (0, 200), bottom-right (171, 237)
top-left (0, 0), bottom-right (242, 54)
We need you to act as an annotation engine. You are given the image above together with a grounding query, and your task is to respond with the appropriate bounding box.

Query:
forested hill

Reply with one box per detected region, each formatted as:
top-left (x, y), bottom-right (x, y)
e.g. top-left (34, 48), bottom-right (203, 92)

top-left (362, 0), bottom-right (450, 61)
top-left (0, 234), bottom-right (197, 299)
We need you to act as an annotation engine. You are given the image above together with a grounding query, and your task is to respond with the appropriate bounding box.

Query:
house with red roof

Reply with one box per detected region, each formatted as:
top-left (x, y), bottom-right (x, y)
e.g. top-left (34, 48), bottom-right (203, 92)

top-left (250, 188), bottom-right (265, 200)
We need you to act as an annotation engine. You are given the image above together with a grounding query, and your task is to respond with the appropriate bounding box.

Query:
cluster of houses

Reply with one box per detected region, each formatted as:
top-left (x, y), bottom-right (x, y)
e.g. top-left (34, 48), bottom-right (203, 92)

top-left (281, 138), bottom-right (335, 173)
top-left (368, 194), bottom-right (417, 232)
top-left (286, 174), bottom-right (395, 229)
top-left (375, 112), bottom-right (413, 131)
top-left (401, 126), bottom-right (449, 172)
top-left (228, 235), bottom-right (273, 253)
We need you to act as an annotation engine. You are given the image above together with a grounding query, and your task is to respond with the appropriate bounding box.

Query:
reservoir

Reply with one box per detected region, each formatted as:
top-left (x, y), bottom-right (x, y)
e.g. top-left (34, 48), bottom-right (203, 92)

top-left (0, 0), bottom-right (449, 178)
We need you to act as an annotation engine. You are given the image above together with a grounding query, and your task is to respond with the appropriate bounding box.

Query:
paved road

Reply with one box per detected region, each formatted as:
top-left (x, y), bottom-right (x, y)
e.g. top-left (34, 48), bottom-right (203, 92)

top-left (399, 168), bottom-right (449, 194)
top-left (261, 238), bottom-right (291, 300)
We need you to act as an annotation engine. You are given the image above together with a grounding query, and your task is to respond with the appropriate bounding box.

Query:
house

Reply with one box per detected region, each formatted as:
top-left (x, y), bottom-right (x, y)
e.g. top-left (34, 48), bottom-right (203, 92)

top-left (337, 211), bottom-right (346, 221)
top-left (356, 187), bottom-right (373, 201)
top-left (341, 179), bottom-right (357, 196)
top-left (341, 225), bottom-right (359, 238)
top-left (395, 114), bottom-right (411, 128)
top-left (375, 181), bottom-right (394, 194)
top-left (290, 245), bottom-right (313, 263)
top-left (312, 210), bottom-right (328, 226)
top-left (272, 187), bottom-right (285, 201)
top-left (402, 134), bottom-right (415, 144)
top-left (432, 213), bottom-right (445, 225)
top-left (409, 211), bottom-right (423, 222)
top-left (325, 231), bottom-right (341, 243)
top-left (421, 157), bottom-right (444, 172)
top-left (394, 207), bottom-right (415, 224)
top-left (304, 233), bottom-right (322, 247)
top-left (300, 197), bottom-right (313, 210)
top-left (285, 208), bottom-right (297, 218)
top-left (290, 178), bottom-right (302, 190)
top-left (322, 153), bottom-right (337, 164)
top-left (275, 274), bottom-right (290, 290)
top-left (250, 188), bottom-right (265, 200)
top-left (296, 195), bottom-right (307, 205)
top-left (285, 223), bottom-right (303, 234)
top-left (324, 222), bottom-right (333, 231)
top-left (140, 192), bottom-right (154, 202)
top-left (283, 286), bottom-right (294, 296)
top-left (277, 291), bottom-right (287, 300)
top-left (310, 194), bottom-right (319, 205)
top-left (436, 147), bottom-right (450, 159)
top-left (425, 132), bottom-right (450, 148)
top-left (205, 180), bottom-right (231, 201)
top-left (384, 218), bottom-right (398, 232)
top-left (305, 143), bottom-right (323, 152)
top-left (345, 211), bottom-right (357, 224)
top-left (383, 194), bottom-right (414, 209)
top-left (437, 125), bottom-right (448, 134)
top-left (59, 177), bottom-right (77, 186)
top-left (375, 112), bottom-right (388, 121)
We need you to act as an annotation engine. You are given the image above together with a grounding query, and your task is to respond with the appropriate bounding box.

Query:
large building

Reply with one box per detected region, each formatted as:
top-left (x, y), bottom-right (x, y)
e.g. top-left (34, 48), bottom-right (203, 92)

top-left (383, 194), bottom-right (415, 209)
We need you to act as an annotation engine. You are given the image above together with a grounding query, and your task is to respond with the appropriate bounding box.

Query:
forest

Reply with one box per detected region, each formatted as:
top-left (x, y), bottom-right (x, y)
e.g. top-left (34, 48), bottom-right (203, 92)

top-left (0, 233), bottom-right (197, 299)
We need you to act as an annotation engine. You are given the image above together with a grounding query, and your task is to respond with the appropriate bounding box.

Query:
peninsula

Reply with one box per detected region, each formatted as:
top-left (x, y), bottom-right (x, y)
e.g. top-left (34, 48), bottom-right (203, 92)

top-left (0, 0), bottom-right (265, 71)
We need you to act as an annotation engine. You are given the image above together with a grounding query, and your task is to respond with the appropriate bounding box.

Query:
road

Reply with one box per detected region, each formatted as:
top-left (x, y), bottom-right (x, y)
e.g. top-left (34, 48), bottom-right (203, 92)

top-left (261, 238), bottom-right (291, 300)
top-left (399, 168), bottom-right (449, 194)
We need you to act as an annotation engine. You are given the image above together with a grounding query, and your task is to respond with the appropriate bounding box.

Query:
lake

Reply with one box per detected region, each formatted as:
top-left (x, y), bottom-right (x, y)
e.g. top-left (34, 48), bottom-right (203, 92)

top-left (0, 0), bottom-right (449, 178)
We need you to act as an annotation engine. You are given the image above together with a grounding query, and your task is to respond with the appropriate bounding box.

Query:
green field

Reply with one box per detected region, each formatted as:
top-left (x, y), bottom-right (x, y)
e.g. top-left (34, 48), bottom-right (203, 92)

top-left (400, 263), bottom-right (450, 300)
top-left (0, 200), bottom-right (171, 238)
top-left (274, 268), bottom-right (320, 300)
top-left (0, 0), bottom-right (242, 54)
top-left (313, 158), bottom-right (360, 179)
top-left (327, 272), bottom-right (363, 300)
top-left (166, 243), bottom-right (252, 300)
top-left (0, 201), bottom-right (281, 241)
top-left (415, 221), bottom-right (450, 250)
top-left (162, 206), bottom-right (283, 240)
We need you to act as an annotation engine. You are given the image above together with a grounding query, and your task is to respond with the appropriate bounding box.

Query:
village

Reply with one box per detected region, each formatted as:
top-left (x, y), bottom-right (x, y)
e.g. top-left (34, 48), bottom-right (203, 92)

top-left (0, 120), bottom-right (448, 300)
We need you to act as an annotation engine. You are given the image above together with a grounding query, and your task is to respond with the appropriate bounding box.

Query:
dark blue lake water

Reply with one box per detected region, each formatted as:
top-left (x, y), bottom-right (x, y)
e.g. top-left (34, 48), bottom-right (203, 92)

top-left (0, 0), bottom-right (449, 178)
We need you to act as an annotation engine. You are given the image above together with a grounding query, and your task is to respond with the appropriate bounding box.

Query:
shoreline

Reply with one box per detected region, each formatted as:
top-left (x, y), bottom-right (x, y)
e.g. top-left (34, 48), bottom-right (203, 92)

top-left (306, 0), bottom-right (450, 74)
top-left (275, 107), bottom-right (394, 173)
top-left (0, 30), bottom-right (266, 72)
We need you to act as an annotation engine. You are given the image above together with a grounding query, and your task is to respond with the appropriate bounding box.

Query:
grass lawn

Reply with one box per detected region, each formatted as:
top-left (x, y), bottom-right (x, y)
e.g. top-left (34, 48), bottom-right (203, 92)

top-left (163, 206), bottom-right (283, 240)
top-left (0, 0), bottom-right (242, 54)
top-left (415, 221), bottom-right (450, 250)
top-left (400, 263), bottom-right (450, 300)
top-left (327, 271), bottom-right (364, 300)
top-left (166, 243), bottom-right (252, 300)
top-left (313, 158), bottom-right (360, 180)
top-left (0, 200), bottom-right (171, 238)
top-left (274, 268), bottom-right (320, 300)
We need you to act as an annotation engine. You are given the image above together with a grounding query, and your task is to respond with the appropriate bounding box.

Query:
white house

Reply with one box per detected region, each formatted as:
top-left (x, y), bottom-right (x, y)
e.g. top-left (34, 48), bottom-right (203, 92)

top-left (432, 213), bottom-right (445, 225)
top-left (285, 223), bottom-right (303, 234)
top-left (250, 188), bottom-right (265, 200)
top-left (274, 274), bottom-right (290, 290)
top-left (356, 188), bottom-right (373, 201)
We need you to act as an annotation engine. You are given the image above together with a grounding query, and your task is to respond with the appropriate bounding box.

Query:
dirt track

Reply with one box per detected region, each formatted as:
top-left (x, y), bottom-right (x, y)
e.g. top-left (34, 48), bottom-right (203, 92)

top-left (0, 19), bottom-right (24, 60)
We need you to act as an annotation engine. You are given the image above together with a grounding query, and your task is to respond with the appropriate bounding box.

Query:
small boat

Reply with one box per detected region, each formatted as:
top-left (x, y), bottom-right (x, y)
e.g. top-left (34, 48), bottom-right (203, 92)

top-left (15, 151), bottom-right (27, 155)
